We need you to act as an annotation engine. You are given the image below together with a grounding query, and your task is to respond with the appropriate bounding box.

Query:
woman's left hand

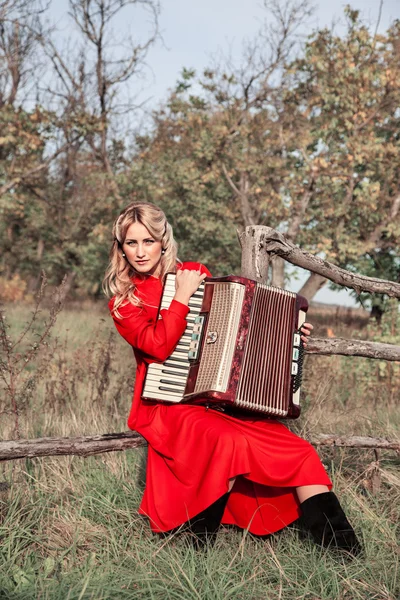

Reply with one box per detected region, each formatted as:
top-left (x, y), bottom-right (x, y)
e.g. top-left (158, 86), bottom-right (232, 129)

top-left (300, 322), bottom-right (313, 347)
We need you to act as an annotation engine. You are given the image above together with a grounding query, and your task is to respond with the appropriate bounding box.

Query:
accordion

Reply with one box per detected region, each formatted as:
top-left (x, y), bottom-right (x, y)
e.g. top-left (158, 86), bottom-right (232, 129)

top-left (142, 274), bottom-right (308, 418)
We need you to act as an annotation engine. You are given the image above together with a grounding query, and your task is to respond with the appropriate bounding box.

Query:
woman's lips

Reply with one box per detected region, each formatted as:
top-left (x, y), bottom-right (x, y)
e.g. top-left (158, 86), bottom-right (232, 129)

top-left (136, 260), bottom-right (148, 265)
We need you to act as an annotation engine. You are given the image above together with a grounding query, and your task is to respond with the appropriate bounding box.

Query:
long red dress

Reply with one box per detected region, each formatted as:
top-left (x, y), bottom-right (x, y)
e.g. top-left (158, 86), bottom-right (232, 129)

top-left (109, 262), bottom-right (332, 535)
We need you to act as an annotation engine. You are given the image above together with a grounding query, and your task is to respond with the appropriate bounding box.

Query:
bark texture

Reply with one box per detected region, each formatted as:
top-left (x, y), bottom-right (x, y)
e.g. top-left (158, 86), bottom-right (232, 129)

top-left (0, 432), bottom-right (146, 462)
top-left (240, 226), bottom-right (400, 298)
top-left (0, 431), bottom-right (398, 462)
top-left (308, 434), bottom-right (399, 451)
top-left (307, 337), bottom-right (400, 361)
top-left (240, 225), bottom-right (270, 282)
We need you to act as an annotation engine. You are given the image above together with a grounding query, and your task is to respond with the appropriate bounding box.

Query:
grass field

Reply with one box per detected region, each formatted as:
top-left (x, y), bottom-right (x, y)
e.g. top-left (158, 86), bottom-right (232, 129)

top-left (0, 300), bottom-right (399, 599)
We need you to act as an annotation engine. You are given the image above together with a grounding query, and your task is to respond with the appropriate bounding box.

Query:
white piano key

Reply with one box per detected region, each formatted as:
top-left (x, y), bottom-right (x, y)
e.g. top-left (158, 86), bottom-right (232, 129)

top-left (145, 371), bottom-right (188, 384)
top-left (143, 383), bottom-right (184, 398)
top-left (142, 390), bottom-right (182, 403)
top-left (142, 273), bottom-right (206, 403)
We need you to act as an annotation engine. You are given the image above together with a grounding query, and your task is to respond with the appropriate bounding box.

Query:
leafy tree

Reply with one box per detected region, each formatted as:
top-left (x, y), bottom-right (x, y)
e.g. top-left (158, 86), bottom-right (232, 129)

top-left (0, 0), bottom-right (160, 296)
top-left (127, 6), bottom-right (400, 301)
top-left (285, 7), bottom-right (400, 298)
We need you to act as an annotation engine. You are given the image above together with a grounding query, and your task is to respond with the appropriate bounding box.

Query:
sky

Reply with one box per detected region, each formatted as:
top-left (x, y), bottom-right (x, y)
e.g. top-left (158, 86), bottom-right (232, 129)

top-left (48, 0), bottom-right (399, 111)
top-left (47, 0), bottom-right (400, 306)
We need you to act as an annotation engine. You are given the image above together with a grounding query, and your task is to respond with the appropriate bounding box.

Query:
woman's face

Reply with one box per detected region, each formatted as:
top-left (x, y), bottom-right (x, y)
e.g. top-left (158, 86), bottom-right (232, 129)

top-left (122, 221), bottom-right (163, 277)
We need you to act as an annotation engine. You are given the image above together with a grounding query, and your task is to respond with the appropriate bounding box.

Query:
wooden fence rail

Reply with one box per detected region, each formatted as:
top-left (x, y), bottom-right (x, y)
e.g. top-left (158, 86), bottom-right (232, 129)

top-left (240, 226), bottom-right (400, 298)
top-left (307, 337), bottom-right (400, 361)
top-left (0, 432), bottom-right (399, 462)
top-left (2, 225), bottom-right (399, 463)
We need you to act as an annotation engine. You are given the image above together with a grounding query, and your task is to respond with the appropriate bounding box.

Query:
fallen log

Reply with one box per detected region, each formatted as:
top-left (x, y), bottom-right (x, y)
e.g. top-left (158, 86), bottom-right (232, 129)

top-left (308, 434), bottom-right (399, 451)
top-left (0, 432), bottom-right (146, 462)
top-left (307, 337), bottom-right (400, 361)
top-left (0, 431), bottom-right (398, 462)
top-left (240, 226), bottom-right (400, 298)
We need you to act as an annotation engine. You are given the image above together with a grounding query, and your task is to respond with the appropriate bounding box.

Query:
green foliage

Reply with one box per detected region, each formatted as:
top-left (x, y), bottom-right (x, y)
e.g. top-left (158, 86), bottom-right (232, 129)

top-left (1, 6), bottom-right (400, 299)
top-left (286, 15), bottom-right (400, 268)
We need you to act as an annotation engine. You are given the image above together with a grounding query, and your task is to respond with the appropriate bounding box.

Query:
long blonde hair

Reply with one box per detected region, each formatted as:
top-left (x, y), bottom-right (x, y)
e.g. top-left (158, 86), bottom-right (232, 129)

top-left (103, 202), bottom-right (178, 316)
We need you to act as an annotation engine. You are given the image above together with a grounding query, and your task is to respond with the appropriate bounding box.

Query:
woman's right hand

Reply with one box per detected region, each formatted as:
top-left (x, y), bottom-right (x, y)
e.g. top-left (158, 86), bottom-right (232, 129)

top-left (174, 269), bottom-right (207, 306)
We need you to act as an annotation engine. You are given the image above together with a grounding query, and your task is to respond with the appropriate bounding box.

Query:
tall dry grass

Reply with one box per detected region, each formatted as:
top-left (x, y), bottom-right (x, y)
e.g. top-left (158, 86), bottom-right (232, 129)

top-left (0, 299), bottom-right (399, 599)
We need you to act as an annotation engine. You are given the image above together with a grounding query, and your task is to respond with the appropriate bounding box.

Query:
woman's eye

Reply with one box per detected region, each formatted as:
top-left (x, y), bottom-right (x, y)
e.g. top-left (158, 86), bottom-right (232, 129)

top-left (145, 240), bottom-right (155, 245)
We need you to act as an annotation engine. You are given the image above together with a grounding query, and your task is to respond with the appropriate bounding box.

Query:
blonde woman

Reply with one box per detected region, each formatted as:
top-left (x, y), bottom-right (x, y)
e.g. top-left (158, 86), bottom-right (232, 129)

top-left (104, 201), bottom-right (361, 555)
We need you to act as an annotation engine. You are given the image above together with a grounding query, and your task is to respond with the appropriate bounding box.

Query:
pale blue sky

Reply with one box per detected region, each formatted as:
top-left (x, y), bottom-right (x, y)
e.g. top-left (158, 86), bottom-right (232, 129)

top-left (47, 0), bottom-right (399, 305)
top-left (48, 0), bottom-right (399, 114)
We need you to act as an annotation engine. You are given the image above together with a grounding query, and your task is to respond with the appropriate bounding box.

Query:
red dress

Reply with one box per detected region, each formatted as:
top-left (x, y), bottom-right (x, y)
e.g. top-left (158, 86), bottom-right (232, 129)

top-left (110, 262), bottom-right (332, 535)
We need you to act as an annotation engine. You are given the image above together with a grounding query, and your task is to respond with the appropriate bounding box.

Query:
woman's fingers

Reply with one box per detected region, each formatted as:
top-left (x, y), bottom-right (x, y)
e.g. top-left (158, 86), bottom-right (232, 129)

top-left (300, 322), bottom-right (313, 347)
top-left (175, 269), bottom-right (206, 298)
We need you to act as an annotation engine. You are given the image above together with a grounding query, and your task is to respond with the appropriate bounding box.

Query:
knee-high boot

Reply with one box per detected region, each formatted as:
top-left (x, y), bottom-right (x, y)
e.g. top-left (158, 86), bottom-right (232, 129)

top-left (299, 491), bottom-right (362, 556)
top-left (189, 492), bottom-right (230, 548)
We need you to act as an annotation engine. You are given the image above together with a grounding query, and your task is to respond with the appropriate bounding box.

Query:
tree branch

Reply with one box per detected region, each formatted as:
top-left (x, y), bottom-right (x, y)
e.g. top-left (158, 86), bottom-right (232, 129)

top-left (240, 226), bottom-right (400, 298)
top-left (307, 337), bottom-right (400, 361)
top-left (0, 136), bottom-right (81, 197)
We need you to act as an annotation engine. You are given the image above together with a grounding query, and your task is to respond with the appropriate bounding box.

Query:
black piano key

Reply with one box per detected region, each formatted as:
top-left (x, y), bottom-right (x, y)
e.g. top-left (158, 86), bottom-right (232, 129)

top-left (160, 379), bottom-right (186, 387)
top-left (159, 386), bottom-right (184, 394)
top-left (167, 357), bottom-right (189, 364)
top-left (162, 369), bottom-right (187, 376)
top-left (164, 362), bottom-right (189, 370)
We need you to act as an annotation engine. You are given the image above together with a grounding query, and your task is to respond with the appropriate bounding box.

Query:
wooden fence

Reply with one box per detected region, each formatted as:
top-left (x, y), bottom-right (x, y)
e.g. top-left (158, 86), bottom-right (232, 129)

top-left (1, 225), bottom-right (399, 462)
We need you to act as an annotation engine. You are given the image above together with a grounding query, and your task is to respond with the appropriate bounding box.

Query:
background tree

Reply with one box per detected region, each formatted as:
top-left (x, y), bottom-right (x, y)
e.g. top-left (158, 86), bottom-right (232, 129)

top-left (126, 0), bottom-right (315, 279)
top-left (0, 0), bottom-right (160, 296)
top-left (286, 7), bottom-right (400, 300)
top-left (127, 4), bottom-right (400, 303)
top-left (1, 1), bottom-right (399, 307)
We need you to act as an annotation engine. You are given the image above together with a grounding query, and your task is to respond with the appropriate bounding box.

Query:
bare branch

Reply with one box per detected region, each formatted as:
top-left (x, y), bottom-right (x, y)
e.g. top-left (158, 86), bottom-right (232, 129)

top-left (0, 136), bottom-right (82, 197)
top-left (241, 226), bottom-right (400, 298)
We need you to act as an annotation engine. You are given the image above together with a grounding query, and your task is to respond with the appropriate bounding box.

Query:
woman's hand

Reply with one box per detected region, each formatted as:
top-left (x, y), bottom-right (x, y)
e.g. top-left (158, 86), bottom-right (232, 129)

top-left (300, 322), bottom-right (313, 347)
top-left (174, 269), bottom-right (207, 306)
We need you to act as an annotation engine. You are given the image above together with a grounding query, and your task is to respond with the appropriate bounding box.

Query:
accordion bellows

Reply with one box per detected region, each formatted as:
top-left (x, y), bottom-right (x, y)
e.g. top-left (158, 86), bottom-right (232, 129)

top-left (142, 274), bottom-right (308, 418)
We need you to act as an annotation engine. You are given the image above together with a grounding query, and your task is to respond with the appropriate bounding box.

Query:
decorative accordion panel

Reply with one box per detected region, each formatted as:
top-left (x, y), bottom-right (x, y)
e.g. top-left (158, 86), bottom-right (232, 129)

top-left (193, 282), bottom-right (245, 394)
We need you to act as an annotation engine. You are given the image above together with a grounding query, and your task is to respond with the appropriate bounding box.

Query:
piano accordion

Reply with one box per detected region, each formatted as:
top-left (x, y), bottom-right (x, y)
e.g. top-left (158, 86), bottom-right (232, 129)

top-left (142, 274), bottom-right (308, 418)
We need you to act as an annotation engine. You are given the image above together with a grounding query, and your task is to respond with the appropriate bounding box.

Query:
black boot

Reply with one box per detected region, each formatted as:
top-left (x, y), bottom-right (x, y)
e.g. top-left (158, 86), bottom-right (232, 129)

top-left (299, 492), bottom-right (362, 556)
top-left (189, 493), bottom-right (230, 549)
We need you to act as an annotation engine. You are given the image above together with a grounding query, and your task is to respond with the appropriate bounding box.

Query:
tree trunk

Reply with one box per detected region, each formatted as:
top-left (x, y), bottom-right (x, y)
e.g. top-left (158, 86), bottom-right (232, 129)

top-left (270, 256), bottom-right (285, 288)
top-left (298, 272), bottom-right (328, 300)
top-left (240, 225), bottom-right (270, 281)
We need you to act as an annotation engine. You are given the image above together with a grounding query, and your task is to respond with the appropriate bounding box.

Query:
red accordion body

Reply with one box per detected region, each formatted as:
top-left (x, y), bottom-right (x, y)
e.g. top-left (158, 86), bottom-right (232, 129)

top-left (142, 275), bottom-right (308, 418)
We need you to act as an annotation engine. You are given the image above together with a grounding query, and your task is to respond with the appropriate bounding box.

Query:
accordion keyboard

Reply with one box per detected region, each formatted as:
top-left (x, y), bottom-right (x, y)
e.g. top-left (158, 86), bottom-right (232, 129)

top-left (142, 274), bottom-right (205, 402)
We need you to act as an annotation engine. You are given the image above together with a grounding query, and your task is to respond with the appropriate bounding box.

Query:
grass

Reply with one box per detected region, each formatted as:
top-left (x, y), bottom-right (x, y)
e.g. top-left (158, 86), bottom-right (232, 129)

top-left (0, 301), bottom-right (399, 599)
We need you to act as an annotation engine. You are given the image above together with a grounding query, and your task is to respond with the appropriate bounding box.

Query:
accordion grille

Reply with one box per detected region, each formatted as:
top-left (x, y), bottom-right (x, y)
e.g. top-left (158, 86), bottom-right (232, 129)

top-left (194, 282), bottom-right (245, 394)
top-left (236, 285), bottom-right (296, 416)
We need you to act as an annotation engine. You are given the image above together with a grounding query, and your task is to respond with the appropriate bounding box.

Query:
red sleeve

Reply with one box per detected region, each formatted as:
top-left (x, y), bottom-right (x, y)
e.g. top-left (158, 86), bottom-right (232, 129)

top-left (109, 298), bottom-right (189, 363)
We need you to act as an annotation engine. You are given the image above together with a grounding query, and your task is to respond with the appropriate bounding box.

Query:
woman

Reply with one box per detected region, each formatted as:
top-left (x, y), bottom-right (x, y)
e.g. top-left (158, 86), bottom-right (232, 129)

top-left (104, 201), bottom-right (361, 555)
